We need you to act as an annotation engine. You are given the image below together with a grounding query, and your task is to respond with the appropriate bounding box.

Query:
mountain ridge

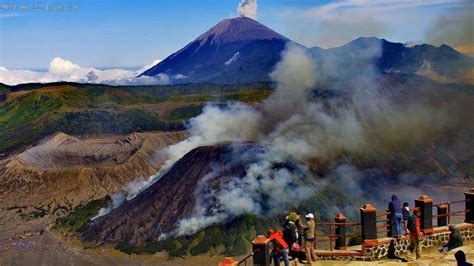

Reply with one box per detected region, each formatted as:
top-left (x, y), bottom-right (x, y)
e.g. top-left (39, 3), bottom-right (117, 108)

top-left (140, 17), bottom-right (473, 85)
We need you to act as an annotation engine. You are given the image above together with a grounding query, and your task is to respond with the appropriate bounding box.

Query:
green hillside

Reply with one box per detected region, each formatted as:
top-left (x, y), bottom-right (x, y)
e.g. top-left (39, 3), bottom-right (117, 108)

top-left (0, 82), bottom-right (272, 154)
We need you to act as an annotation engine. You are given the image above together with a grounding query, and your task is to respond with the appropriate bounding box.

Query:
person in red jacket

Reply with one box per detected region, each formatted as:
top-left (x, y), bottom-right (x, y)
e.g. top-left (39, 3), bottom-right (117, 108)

top-left (267, 229), bottom-right (290, 266)
top-left (408, 208), bottom-right (423, 260)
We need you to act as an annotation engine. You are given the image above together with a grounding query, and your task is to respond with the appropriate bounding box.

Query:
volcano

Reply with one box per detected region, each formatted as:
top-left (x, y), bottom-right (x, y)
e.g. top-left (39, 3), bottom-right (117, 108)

top-left (0, 131), bottom-right (185, 222)
top-left (80, 142), bottom-right (316, 247)
top-left (140, 17), bottom-right (289, 84)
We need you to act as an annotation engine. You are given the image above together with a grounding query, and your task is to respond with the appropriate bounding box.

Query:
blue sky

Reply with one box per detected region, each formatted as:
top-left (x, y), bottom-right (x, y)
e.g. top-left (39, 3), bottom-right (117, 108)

top-left (0, 0), bottom-right (472, 69)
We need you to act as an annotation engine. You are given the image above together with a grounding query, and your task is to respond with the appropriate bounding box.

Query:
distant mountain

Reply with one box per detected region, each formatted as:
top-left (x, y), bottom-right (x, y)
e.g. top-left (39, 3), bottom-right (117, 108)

top-left (310, 37), bottom-right (474, 84)
top-left (141, 19), bottom-right (473, 85)
top-left (140, 17), bottom-right (289, 84)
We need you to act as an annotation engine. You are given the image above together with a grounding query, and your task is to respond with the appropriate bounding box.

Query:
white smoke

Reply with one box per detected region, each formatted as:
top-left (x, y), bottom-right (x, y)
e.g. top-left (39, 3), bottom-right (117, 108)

top-left (162, 103), bottom-right (262, 169)
top-left (174, 146), bottom-right (315, 236)
top-left (237, 0), bottom-right (257, 19)
top-left (91, 193), bottom-right (125, 220)
top-left (164, 41), bottom-right (457, 236)
top-left (95, 41), bottom-right (463, 237)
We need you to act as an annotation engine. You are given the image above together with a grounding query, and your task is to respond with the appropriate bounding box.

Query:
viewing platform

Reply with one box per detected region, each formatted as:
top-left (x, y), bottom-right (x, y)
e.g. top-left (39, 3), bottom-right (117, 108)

top-left (220, 189), bottom-right (474, 265)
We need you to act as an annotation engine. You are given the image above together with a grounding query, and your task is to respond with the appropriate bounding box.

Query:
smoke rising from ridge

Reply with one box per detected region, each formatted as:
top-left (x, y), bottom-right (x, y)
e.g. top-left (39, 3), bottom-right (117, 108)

top-left (95, 41), bottom-right (470, 237)
top-left (173, 145), bottom-right (315, 236)
top-left (426, 1), bottom-right (474, 56)
top-left (237, 0), bottom-right (257, 19)
top-left (163, 42), bottom-right (460, 236)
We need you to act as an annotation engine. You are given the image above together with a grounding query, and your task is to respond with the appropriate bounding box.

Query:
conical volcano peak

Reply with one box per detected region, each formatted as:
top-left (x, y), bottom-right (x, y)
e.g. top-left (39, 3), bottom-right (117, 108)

top-left (196, 16), bottom-right (287, 45)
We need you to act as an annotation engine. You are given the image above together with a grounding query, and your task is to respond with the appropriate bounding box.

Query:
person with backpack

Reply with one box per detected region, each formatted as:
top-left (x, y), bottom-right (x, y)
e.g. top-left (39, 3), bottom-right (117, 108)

top-left (267, 229), bottom-right (290, 266)
top-left (408, 208), bottom-right (423, 259)
top-left (402, 202), bottom-right (410, 235)
top-left (298, 213), bottom-right (318, 264)
top-left (283, 212), bottom-right (299, 258)
top-left (388, 194), bottom-right (403, 238)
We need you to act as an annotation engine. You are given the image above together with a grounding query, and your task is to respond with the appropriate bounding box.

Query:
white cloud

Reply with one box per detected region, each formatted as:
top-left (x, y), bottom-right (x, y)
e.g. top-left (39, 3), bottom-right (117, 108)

top-left (49, 57), bottom-right (81, 74)
top-left (0, 57), bottom-right (169, 86)
top-left (173, 73), bottom-right (187, 80)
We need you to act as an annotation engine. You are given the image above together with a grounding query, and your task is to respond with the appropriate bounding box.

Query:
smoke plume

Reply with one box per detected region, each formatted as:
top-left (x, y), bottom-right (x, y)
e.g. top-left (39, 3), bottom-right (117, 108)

top-left (426, 5), bottom-right (474, 56)
top-left (166, 40), bottom-right (465, 235)
top-left (174, 145), bottom-right (315, 236)
top-left (237, 0), bottom-right (257, 19)
top-left (96, 41), bottom-right (470, 237)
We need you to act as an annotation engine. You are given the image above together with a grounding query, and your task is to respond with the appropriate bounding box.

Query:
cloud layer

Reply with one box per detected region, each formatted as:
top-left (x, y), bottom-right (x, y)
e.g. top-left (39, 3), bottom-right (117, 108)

top-left (0, 57), bottom-right (171, 86)
top-left (282, 0), bottom-right (471, 49)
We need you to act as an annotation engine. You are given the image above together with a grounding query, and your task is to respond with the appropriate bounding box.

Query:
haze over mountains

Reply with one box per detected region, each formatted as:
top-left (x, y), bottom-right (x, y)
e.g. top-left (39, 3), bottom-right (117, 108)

top-left (140, 16), bottom-right (474, 85)
top-left (1, 11), bottom-right (473, 262)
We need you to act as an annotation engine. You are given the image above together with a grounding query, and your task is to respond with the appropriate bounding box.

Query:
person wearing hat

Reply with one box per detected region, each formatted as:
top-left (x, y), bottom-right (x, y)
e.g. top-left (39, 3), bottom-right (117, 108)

top-left (439, 224), bottom-right (463, 252)
top-left (283, 212), bottom-right (299, 259)
top-left (298, 213), bottom-right (318, 264)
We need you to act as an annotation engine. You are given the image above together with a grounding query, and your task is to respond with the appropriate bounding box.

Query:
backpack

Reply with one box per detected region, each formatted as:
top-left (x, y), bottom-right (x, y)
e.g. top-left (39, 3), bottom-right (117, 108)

top-left (283, 222), bottom-right (298, 244)
top-left (407, 214), bottom-right (417, 232)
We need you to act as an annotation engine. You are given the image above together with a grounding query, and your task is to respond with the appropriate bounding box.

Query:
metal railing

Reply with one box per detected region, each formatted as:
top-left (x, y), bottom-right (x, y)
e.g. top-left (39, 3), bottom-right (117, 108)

top-left (314, 221), bottom-right (361, 250)
top-left (237, 252), bottom-right (254, 266)
top-left (433, 199), bottom-right (470, 225)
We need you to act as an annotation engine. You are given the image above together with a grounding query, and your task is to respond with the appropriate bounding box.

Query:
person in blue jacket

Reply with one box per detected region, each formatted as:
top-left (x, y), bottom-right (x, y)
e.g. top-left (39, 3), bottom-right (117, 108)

top-left (388, 194), bottom-right (403, 238)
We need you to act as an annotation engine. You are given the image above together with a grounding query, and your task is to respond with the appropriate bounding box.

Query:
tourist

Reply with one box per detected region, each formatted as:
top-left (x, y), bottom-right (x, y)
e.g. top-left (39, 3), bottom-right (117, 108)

top-left (439, 224), bottom-right (463, 252)
top-left (455, 250), bottom-right (473, 266)
top-left (408, 208), bottom-right (423, 260)
top-left (267, 229), bottom-right (290, 266)
top-left (296, 215), bottom-right (305, 248)
top-left (388, 194), bottom-right (403, 238)
top-left (283, 212), bottom-right (299, 249)
top-left (298, 213), bottom-right (318, 264)
top-left (402, 202), bottom-right (410, 235)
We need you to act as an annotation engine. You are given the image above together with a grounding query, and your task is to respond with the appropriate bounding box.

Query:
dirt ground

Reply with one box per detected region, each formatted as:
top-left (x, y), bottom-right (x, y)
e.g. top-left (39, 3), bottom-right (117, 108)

top-left (0, 221), bottom-right (224, 266)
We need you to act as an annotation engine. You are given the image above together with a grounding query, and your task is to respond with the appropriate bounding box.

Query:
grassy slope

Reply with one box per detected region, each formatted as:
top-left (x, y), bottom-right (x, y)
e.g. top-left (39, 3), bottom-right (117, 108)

top-left (0, 82), bottom-right (272, 154)
top-left (54, 195), bottom-right (112, 233)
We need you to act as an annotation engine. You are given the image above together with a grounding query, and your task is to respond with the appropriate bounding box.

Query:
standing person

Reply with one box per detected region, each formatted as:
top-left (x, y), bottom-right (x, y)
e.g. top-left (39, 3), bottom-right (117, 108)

top-left (283, 212), bottom-right (299, 248)
top-left (408, 208), bottom-right (423, 260)
top-left (296, 215), bottom-right (305, 248)
top-left (438, 224), bottom-right (463, 252)
top-left (298, 213), bottom-right (318, 264)
top-left (267, 229), bottom-right (290, 266)
top-left (402, 202), bottom-right (410, 235)
top-left (388, 194), bottom-right (403, 238)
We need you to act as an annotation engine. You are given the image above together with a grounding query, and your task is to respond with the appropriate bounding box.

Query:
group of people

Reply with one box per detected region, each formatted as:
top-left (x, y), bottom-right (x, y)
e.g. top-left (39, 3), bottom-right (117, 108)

top-left (264, 196), bottom-right (469, 265)
top-left (267, 212), bottom-right (317, 266)
top-left (388, 194), bottom-right (466, 261)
